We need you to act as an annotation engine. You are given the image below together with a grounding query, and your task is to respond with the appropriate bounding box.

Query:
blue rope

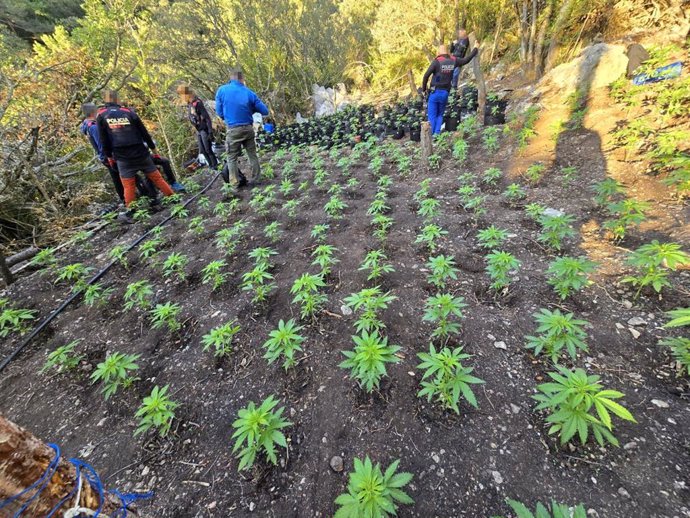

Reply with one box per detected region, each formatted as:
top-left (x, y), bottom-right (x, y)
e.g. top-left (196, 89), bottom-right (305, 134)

top-left (0, 443), bottom-right (153, 518)
top-left (0, 443), bottom-right (61, 516)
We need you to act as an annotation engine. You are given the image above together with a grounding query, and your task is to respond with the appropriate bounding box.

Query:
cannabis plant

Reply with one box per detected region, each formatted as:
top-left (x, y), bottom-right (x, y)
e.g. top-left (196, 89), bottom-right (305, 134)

top-left (482, 167), bottom-right (503, 186)
top-left (525, 309), bottom-right (589, 362)
top-left (90, 352), bottom-right (140, 399)
top-left (324, 194), bottom-right (348, 219)
top-left (533, 366), bottom-right (636, 447)
top-left (524, 163), bottom-right (546, 184)
top-left (344, 287), bottom-right (396, 334)
top-left (83, 282), bottom-right (114, 308)
top-left (546, 256), bottom-right (597, 299)
top-left (0, 302), bottom-right (36, 337)
top-left (340, 331), bottom-right (401, 392)
top-left (603, 199), bottom-right (648, 241)
top-left (372, 214), bottom-right (394, 241)
top-left (30, 247), bottom-right (57, 269)
top-left (452, 138), bottom-right (469, 161)
top-left (171, 204), bottom-right (189, 219)
top-left (359, 250), bottom-right (395, 281)
top-left (202, 320), bottom-right (240, 357)
top-left (423, 293), bottom-right (466, 341)
top-left (311, 224), bottom-right (330, 242)
top-left (503, 183), bottom-right (527, 203)
top-left (135, 385), bottom-right (179, 437)
top-left (124, 280), bottom-right (154, 311)
top-left (477, 225), bottom-right (508, 250)
top-left (56, 263), bottom-right (93, 293)
top-left (163, 252), bottom-right (189, 281)
top-left (417, 344), bottom-right (484, 414)
top-left (426, 255), bottom-right (459, 289)
top-left (485, 251), bottom-right (521, 291)
top-left (231, 395), bottom-right (291, 471)
top-left (263, 319), bottom-right (305, 370)
top-left (415, 224), bottom-right (448, 252)
top-left (241, 262), bottom-right (276, 304)
top-left (311, 245), bottom-right (340, 277)
top-left (417, 198), bottom-right (440, 222)
top-left (504, 499), bottom-right (587, 518)
top-left (537, 214), bottom-right (576, 251)
top-left (186, 216), bottom-right (204, 236)
top-left (139, 238), bottom-right (163, 264)
top-left (290, 273), bottom-right (327, 320)
top-left (622, 240), bottom-right (689, 297)
top-left (41, 340), bottom-right (83, 374)
top-left (334, 457), bottom-right (413, 518)
top-left (525, 202), bottom-right (546, 221)
top-left (150, 302), bottom-right (182, 332)
top-left (483, 126), bottom-right (500, 152)
top-left (264, 221), bottom-right (282, 243)
top-left (592, 178), bottom-right (624, 206)
top-left (201, 260), bottom-right (227, 291)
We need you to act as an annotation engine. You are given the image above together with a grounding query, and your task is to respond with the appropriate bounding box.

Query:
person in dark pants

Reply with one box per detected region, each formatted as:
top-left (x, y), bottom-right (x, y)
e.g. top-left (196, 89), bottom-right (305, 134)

top-left (422, 43), bottom-right (478, 135)
top-left (96, 90), bottom-right (174, 217)
top-left (215, 68), bottom-right (269, 193)
top-left (177, 85), bottom-right (219, 170)
top-left (450, 29), bottom-right (471, 89)
top-left (80, 102), bottom-right (156, 204)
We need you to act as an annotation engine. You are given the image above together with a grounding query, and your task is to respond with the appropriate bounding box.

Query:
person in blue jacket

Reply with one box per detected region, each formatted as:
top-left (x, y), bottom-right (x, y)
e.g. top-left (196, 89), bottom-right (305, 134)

top-left (215, 68), bottom-right (269, 190)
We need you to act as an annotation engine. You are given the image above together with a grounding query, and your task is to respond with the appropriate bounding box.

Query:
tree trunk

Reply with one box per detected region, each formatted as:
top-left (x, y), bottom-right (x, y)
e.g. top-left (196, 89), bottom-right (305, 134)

top-left (407, 70), bottom-right (417, 97)
top-left (0, 415), bottom-right (131, 515)
top-left (6, 247), bottom-right (39, 268)
top-left (519, 0), bottom-right (529, 64)
top-left (454, 0), bottom-right (461, 34)
top-left (528, 0), bottom-right (538, 65)
top-left (421, 122), bottom-right (433, 163)
top-left (544, 0), bottom-right (575, 73)
top-left (0, 252), bottom-right (14, 286)
top-left (469, 34), bottom-right (487, 126)
top-left (533, 0), bottom-right (554, 77)
top-left (490, 0), bottom-right (507, 64)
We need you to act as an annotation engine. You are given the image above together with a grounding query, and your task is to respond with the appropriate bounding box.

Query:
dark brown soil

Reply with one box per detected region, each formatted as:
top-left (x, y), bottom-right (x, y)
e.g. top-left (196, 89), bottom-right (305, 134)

top-left (1, 100), bottom-right (689, 518)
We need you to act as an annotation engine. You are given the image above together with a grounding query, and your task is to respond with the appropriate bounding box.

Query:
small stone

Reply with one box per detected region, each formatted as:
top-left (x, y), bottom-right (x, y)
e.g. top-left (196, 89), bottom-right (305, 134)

top-left (249, 502), bottom-right (256, 512)
top-left (491, 471), bottom-right (503, 485)
top-left (208, 501), bottom-right (217, 510)
top-left (330, 456), bottom-right (343, 472)
top-left (623, 441), bottom-right (637, 450)
top-left (510, 404), bottom-right (521, 414)
top-left (322, 436), bottom-right (328, 444)
top-left (432, 453), bottom-right (440, 464)
top-left (627, 317), bottom-right (647, 326)
top-left (340, 305), bottom-right (352, 316)
top-left (615, 323), bottom-right (625, 330)
top-left (618, 487), bottom-right (630, 499)
top-left (494, 341), bottom-right (507, 350)
top-left (487, 334), bottom-right (496, 341)
top-left (543, 208), bottom-right (565, 218)
top-left (629, 328), bottom-right (641, 339)
top-left (622, 300), bottom-right (633, 309)
top-left (407, 371), bottom-right (415, 377)
top-left (651, 399), bottom-right (669, 408)
top-left (141, 466), bottom-right (150, 477)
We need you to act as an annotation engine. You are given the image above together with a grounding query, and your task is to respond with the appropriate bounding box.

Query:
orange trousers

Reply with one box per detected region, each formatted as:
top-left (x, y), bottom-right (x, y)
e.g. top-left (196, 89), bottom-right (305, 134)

top-left (121, 171), bottom-right (174, 207)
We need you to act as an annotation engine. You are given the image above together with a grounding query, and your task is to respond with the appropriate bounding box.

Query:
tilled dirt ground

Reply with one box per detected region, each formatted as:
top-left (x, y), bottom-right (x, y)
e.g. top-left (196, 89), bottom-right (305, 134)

top-left (1, 101), bottom-right (689, 518)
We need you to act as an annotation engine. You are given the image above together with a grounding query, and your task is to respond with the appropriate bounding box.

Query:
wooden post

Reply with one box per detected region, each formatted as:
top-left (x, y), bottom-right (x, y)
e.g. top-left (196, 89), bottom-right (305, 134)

top-left (0, 252), bottom-right (14, 286)
top-left (469, 33), bottom-right (486, 126)
top-left (421, 122), bottom-right (433, 163)
top-left (407, 70), bottom-right (417, 98)
top-left (0, 415), bottom-right (133, 515)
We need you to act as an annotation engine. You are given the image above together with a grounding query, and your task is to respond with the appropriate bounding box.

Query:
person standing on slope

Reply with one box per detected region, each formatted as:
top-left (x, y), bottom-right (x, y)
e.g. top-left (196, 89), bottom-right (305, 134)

top-left (177, 85), bottom-right (219, 170)
top-left (215, 68), bottom-right (269, 193)
top-left (96, 90), bottom-right (175, 218)
top-left (422, 43), bottom-right (479, 135)
top-left (450, 28), bottom-right (471, 89)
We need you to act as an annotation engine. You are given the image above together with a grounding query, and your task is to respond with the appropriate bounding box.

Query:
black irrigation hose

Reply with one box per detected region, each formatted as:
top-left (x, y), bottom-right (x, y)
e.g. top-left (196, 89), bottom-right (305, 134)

top-left (0, 171), bottom-right (221, 374)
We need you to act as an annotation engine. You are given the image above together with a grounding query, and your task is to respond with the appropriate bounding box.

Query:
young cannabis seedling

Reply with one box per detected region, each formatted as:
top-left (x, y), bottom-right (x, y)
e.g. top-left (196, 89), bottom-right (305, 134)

top-left (525, 202), bottom-right (546, 221)
top-left (423, 294), bottom-right (466, 342)
top-left (525, 308), bottom-right (589, 362)
top-left (263, 221), bottom-right (282, 243)
top-left (477, 225), bottom-right (508, 250)
top-left (150, 302), bottom-right (182, 333)
top-left (139, 238), bottom-right (163, 264)
top-left (197, 196), bottom-right (211, 210)
top-left (537, 213), bottom-right (576, 251)
top-left (428, 153), bottom-right (442, 171)
top-left (426, 255), bottom-right (459, 289)
top-left (241, 262), bottom-right (276, 305)
top-left (90, 352), bottom-right (140, 399)
top-left (201, 320), bottom-right (240, 357)
top-left (83, 282), bottom-right (114, 308)
top-left (311, 224), bottom-right (330, 243)
top-left (622, 240), bottom-right (689, 297)
top-left (324, 194), bottom-right (348, 220)
top-left (504, 499), bottom-right (587, 518)
top-left (603, 199), bottom-right (648, 241)
top-left (340, 331), bottom-right (401, 392)
top-left (344, 287), bottom-right (396, 334)
top-left (290, 273), bottom-right (327, 320)
top-left (41, 340), bottom-right (83, 374)
top-left (593, 178), bottom-right (624, 206)
top-left (188, 216), bottom-right (205, 235)
top-left (56, 263), bottom-right (93, 293)
top-left (560, 166), bottom-right (578, 184)
top-left (533, 366), bottom-right (636, 447)
top-left (263, 319), bottom-right (305, 370)
top-left (415, 224), bottom-right (448, 252)
top-left (417, 198), bottom-right (440, 222)
top-left (482, 126), bottom-right (500, 152)
top-left (452, 138), bottom-right (469, 161)
top-left (367, 196), bottom-right (390, 216)
top-left (0, 303), bottom-right (36, 338)
top-left (284, 199), bottom-right (301, 218)
top-left (334, 457), bottom-right (413, 518)
top-left (231, 395), bottom-right (291, 471)
top-left (163, 252), bottom-right (189, 281)
top-left (372, 214), bottom-right (394, 241)
top-left (524, 163), bottom-right (546, 184)
top-left (201, 260), bottom-right (227, 291)
top-left (417, 344), bottom-right (484, 414)
top-left (171, 204), bottom-right (189, 219)
top-left (503, 183), bottom-right (527, 204)
top-left (414, 179), bottom-right (432, 203)
top-left (31, 247), bottom-right (57, 269)
top-left (546, 256), bottom-right (597, 299)
top-left (359, 250), bottom-right (395, 281)
top-left (311, 245), bottom-right (340, 277)
top-left (482, 167), bottom-right (502, 186)
top-left (134, 385), bottom-right (179, 437)
top-left (124, 280), bottom-right (154, 311)
top-left (280, 178), bottom-right (294, 197)
top-left (660, 307), bottom-right (690, 376)
top-left (485, 251), bottom-right (520, 291)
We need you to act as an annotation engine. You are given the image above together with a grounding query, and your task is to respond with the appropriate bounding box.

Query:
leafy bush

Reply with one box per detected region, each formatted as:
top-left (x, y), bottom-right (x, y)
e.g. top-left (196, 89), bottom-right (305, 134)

top-left (417, 198), bottom-right (440, 222)
top-left (163, 252), bottom-right (188, 281)
top-left (477, 225), bottom-right (508, 250)
top-left (622, 240), bottom-right (689, 297)
top-left (426, 255), bottom-right (459, 289)
top-left (485, 251), bottom-right (520, 291)
top-left (423, 293), bottom-right (466, 341)
top-left (150, 302), bottom-right (182, 332)
top-left (533, 366), bottom-right (636, 447)
top-left (344, 287), bottom-right (396, 334)
top-left (83, 282), bottom-right (114, 308)
top-left (452, 138), bottom-right (469, 161)
top-left (90, 352), bottom-right (140, 399)
top-left (202, 320), bottom-right (240, 357)
top-left (592, 178), bottom-right (624, 206)
top-left (124, 280), bottom-right (154, 311)
top-left (291, 273), bottom-right (327, 320)
top-left (482, 167), bottom-right (502, 186)
top-left (359, 250), bottom-right (395, 281)
top-left (525, 309), bottom-right (589, 362)
top-left (417, 344), bottom-right (483, 414)
top-left (231, 395), bottom-right (291, 471)
top-left (0, 301), bottom-right (36, 338)
top-left (311, 244), bottom-right (340, 277)
top-left (263, 319), bottom-right (305, 370)
top-left (546, 257), bottom-right (597, 299)
top-left (603, 199), bottom-right (648, 241)
top-left (340, 331), bottom-right (401, 392)
top-left (503, 499), bottom-right (587, 518)
top-left (503, 183), bottom-right (527, 203)
top-left (134, 385), bottom-right (178, 437)
top-left (334, 457), bottom-right (413, 518)
top-left (524, 163), bottom-right (545, 184)
top-left (201, 260), bottom-right (227, 291)
top-left (415, 224), bottom-right (448, 252)
top-left (41, 340), bottom-right (83, 374)
top-left (537, 214), bottom-right (576, 251)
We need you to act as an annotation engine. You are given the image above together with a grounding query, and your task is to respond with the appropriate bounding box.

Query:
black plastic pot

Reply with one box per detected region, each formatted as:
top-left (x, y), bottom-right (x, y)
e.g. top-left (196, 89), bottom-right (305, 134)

top-left (410, 128), bottom-right (421, 142)
top-left (484, 99), bottom-right (507, 125)
top-left (393, 126), bottom-right (405, 140)
top-left (444, 116), bottom-right (459, 132)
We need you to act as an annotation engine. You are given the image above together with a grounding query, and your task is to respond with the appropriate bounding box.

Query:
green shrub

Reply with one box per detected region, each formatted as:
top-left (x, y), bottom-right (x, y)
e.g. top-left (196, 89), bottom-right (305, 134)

top-left (90, 352), bottom-right (140, 399)
top-left (340, 331), bottom-right (401, 392)
top-left (622, 240), bottom-right (689, 297)
top-left (263, 319), bottom-right (305, 370)
top-left (546, 257), bottom-right (597, 299)
top-left (477, 225), bottom-right (508, 250)
top-left (134, 385), bottom-right (178, 437)
top-left (485, 251), bottom-right (520, 291)
top-left (423, 293), bottom-right (466, 341)
top-left (525, 309), bottom-right (589, 362)
top-left (41, 340), bottom-right (83, 374)
top-left (202, 321), bottom-right (240, 357)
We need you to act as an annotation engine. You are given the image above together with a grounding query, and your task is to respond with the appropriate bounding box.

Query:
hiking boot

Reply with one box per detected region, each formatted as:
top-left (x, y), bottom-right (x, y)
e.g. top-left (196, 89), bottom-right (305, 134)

top-left (117, 211), bottom-right (134, 224)
top-left (171, 182), bottom-right (186, 193)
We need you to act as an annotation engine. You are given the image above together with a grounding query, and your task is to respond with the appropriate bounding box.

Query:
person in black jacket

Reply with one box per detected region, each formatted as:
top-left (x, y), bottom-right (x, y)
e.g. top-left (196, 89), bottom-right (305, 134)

top-left (177, 85), bottom-right (219, 170)
top-left (450, 29), bottom-right (471, 88)
top-left (422, 43), bottom-right (478, 134)
top-left (96, 90), bottom-right (174, 208)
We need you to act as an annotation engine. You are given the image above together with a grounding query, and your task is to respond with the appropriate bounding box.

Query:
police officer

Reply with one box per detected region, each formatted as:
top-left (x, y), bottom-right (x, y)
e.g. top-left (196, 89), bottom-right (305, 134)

top-left (177, 85), bottom-right (219, 170)
top-left (96, 90), bottom-right (175, 212)
top-left (450, 29), bottom-right (471, 89)
top-left (422, 43), bottom-right (478, 135)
